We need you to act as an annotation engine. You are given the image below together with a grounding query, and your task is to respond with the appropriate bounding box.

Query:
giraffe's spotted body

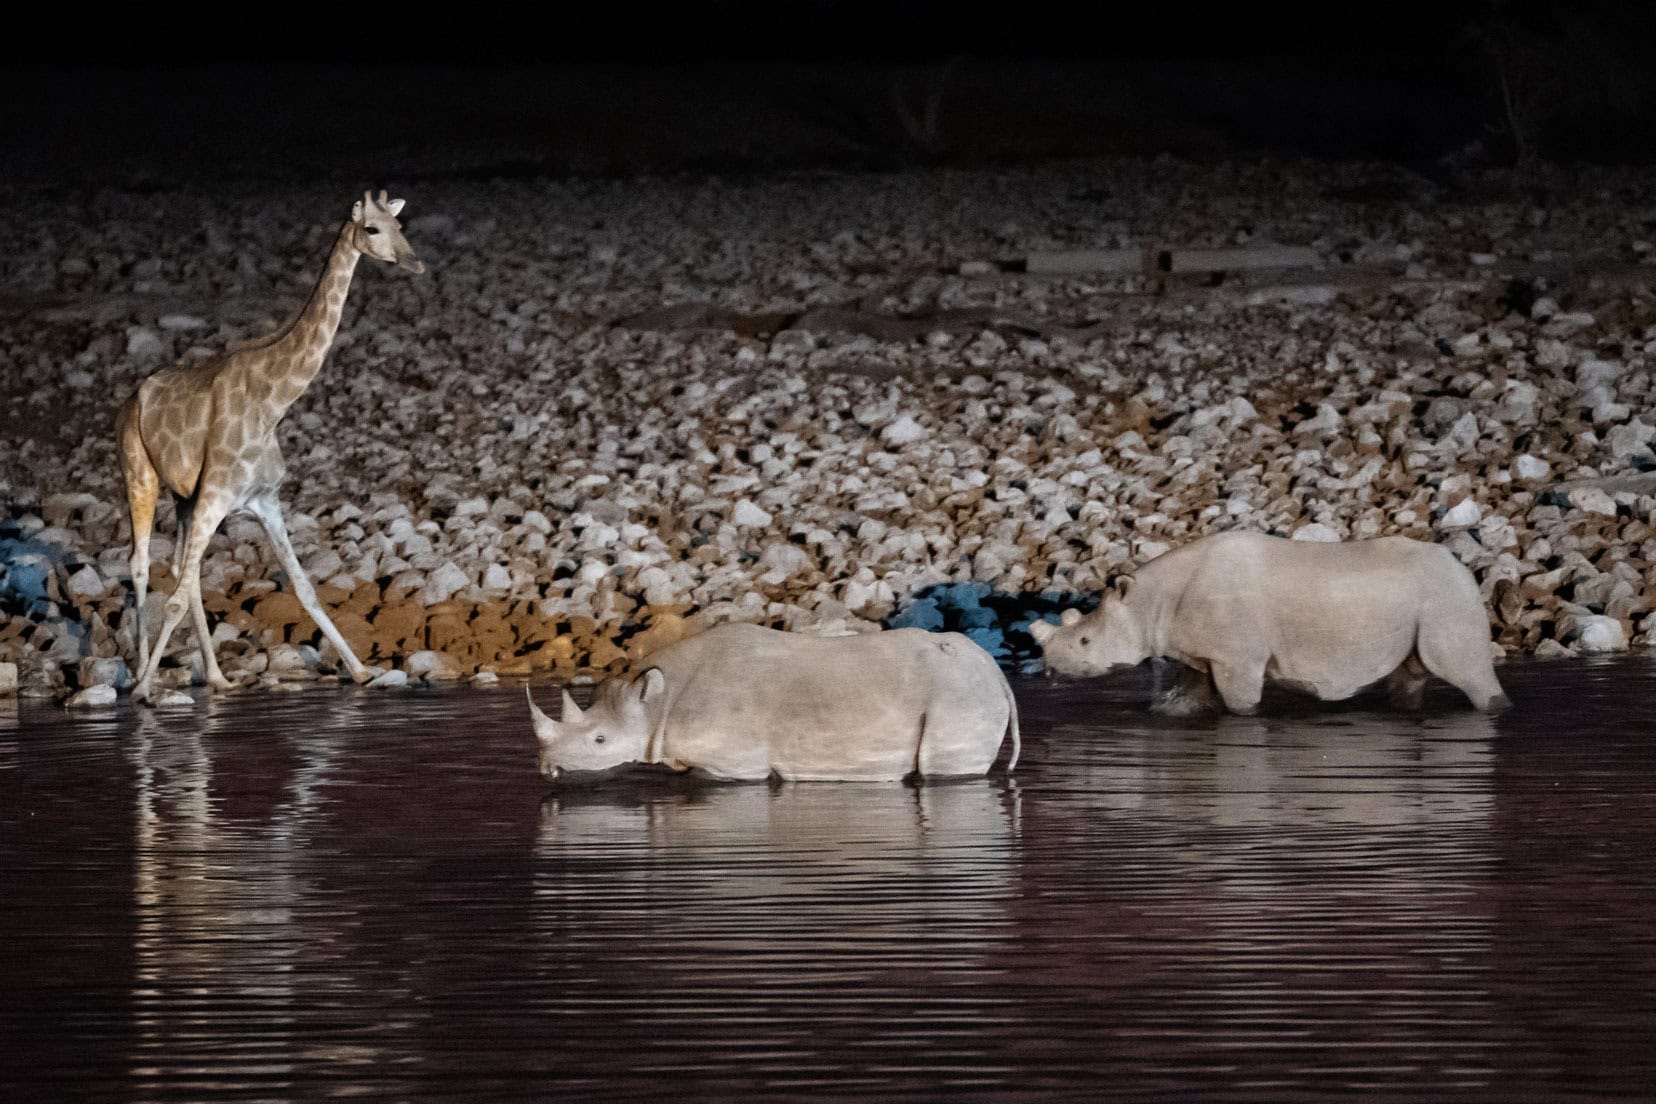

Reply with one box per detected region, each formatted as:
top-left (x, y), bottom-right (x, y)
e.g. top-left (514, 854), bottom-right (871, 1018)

top-left (116, 190), bottom-right (425, 703)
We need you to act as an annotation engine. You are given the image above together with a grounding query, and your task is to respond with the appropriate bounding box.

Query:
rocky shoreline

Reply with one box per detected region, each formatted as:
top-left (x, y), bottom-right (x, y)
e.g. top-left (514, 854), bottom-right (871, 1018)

top-left (2, 157), bottom-right (1654, 704)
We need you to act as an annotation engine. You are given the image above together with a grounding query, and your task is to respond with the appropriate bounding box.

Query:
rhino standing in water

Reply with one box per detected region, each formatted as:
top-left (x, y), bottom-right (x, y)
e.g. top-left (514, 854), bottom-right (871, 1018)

top-left (1031, 531), bottom-right (1509, 715)
top-left (527, 624), bottom-right (1020, 782)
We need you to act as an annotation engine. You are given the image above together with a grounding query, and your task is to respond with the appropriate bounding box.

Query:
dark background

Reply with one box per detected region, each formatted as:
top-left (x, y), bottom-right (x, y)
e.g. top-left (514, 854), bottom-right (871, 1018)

top-left (4, 1), bottom-right (1655, 186)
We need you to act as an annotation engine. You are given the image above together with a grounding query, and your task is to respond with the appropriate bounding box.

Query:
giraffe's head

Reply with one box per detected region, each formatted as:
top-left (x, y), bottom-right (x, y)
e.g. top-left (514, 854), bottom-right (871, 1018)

top-left (349, 190), bottom-right (425, 274)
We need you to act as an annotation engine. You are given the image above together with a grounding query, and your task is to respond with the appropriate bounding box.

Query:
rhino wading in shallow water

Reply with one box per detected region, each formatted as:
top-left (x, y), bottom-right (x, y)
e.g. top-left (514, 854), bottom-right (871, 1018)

top-left (1031, 531), bottom-right (1510, 716)
top-left (526, 624), bottom-right (1020, 782)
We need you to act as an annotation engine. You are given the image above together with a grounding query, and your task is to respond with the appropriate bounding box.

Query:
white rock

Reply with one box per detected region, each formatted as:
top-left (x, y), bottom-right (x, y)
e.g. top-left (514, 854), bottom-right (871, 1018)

top-left (406, 650), bottom-right (463, 680)
top-left (1292, 523), bottom-right (1341, 542)
top-left (266, 644), bottom-right (311, 672)
top-left (125, 327), bottom-right (162, 358)
top-left (1514, 454), bottom-right (1551, 481)
top-left (1477, 514), bottom-right (1519, 550)
top-left (1574, 615), bottom-right (1628, 654)
top-left (1439, 499), bottom-right (1481, 529)
top-left (421, 562), bottom-right (470, 605)
top-left (155, 690), bottom-right (196, 708)
top-left (1577, 358), bottom-right (1625, 394)
top-left (0, 662), bottom-right (17, 696)
top-left (158, 313), bottom-right (207, 331)
top-left (306, 549), bottom-right (344, 579)
top-left (78, 656), bottom-right (133, 689)
top-left (482, 563), bottom-right (512, 591)
top-left (470, 670), bottom-right (500, 686)
top-left (1295, 404), bottom-right (1342, 435)
top-left (65, 565), bottom-right (105, 600)
top-left (368, 669), bottom-right (410, 689)
top-left (65, 684), bottom-right (117, 709)
top-left (880, 415), bottom-right (930, 445)
top-left (1568, 487), bottom-right (1619, 517)
top-left (731, 499), bottom-right (772, 528)
top-left (1606, 419), bottom-right (1655, 460)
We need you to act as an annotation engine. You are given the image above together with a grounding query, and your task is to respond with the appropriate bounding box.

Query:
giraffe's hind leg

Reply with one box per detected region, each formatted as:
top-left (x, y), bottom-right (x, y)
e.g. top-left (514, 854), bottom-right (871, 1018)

top-left (171, 496), bottom-right (233, 691)
top-left (246, 492), bottom-right (371, 683)
top-left (134, 491), bottom-right (233, 705)
top-left (116, 398), bottom-right (158, 677)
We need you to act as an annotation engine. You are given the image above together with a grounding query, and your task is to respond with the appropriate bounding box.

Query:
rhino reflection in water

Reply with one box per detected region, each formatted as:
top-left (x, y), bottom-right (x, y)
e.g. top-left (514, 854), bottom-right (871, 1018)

top-left (527, 624), bottom-right (1020, 781)
top-left (1029, 706), bottom-right (1503, 1049)
top-left (534, 780), bottom-right (1019, 967)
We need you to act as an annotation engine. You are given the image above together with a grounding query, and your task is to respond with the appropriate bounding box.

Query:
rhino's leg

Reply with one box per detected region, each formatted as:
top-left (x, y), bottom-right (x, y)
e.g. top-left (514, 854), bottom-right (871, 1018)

top-left (1385, 654), bottom-right (1428, 711)
top-left (1417, 617), bottom-right (1510, 711)
top-left (1211, 660), bottom-right (1265, 716)
top-left (1151, 662), bottom-right (1219, 718)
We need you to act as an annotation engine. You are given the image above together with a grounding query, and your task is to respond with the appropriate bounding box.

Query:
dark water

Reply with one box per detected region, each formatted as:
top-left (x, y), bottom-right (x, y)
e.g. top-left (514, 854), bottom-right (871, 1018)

top-left (4, 660), bottom-right (1655, 1102)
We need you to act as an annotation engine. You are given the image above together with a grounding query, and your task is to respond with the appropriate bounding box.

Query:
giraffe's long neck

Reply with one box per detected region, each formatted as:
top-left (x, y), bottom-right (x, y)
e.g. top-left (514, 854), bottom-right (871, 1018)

top-left (262, 222), bottom-right (362, 406)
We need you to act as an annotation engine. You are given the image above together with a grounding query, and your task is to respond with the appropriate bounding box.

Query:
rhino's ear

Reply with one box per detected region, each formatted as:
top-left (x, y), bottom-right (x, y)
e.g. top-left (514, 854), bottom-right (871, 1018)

top-left (632, 667), bottom-right (666, 705)
top-left (351, 199), bottom-right (364, 223)
top-left (1059, 608), bottom-right (1083, 628)
top-left (387, 197), bottom-right (406, 217)
top-left (1029, 620), bottom-right (1057, 644)
top-left (1118, 576), bottom-right (1133, 600)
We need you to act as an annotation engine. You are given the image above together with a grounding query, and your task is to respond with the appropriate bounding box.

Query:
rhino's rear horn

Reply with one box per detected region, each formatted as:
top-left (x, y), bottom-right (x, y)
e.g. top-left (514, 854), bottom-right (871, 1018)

top-left (1029, 620), bottom-right (1057, 644)
top-left (561, 687), bottom-right (583, 721)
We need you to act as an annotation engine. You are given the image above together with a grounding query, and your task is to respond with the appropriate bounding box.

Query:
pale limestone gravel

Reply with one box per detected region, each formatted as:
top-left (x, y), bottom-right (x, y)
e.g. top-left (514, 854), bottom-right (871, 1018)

top-left (2, 157), bottom-right (1656, 697)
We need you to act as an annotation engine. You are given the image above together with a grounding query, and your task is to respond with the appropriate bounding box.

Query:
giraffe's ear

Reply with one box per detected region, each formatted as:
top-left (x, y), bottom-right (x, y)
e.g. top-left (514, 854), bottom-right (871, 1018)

top-left (351, 200), bottom-right (364, 223)
top-left (387, 198), bottom-right (406, 217)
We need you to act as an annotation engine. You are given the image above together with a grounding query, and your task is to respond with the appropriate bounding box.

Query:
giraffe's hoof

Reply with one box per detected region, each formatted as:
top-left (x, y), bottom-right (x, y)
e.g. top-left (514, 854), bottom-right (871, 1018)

top-left (349, 666), bottom-right (379, 685)
top-left (207, 676), bottom-right (237, 692)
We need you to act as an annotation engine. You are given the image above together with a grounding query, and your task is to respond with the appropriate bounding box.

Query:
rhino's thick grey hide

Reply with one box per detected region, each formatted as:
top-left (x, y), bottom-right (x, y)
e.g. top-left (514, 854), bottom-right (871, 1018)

top-left (1032, 531), bottom-right (1508, 714)
top-left (529, 624), bottom-right (1020, 781)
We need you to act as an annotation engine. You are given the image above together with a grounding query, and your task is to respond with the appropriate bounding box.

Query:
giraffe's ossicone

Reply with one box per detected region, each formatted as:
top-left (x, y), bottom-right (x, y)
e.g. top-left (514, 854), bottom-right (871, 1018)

top-left (116, 190), bottom-right (426, 704)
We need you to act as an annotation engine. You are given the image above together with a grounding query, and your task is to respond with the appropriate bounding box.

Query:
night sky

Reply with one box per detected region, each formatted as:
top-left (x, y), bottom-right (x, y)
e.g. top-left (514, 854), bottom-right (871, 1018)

top-left (7, 1), bottom-right (1655, 185)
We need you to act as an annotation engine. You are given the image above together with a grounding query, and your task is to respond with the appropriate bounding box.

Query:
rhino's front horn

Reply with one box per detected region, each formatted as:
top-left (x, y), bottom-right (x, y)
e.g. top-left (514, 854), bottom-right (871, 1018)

top-left (561, 687), bottom-right (583, 722)
top-left (526, 686), bottom-right (557, 736)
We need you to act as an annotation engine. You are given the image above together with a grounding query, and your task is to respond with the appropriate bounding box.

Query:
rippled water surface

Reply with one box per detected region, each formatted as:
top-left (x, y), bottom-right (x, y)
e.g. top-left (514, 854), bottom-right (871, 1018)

top-left (4, 659), bottom-right (1656, 1101)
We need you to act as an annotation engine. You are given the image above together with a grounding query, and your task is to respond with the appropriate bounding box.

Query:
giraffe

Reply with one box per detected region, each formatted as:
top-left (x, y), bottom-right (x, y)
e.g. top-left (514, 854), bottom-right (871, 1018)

top-left (116, 190), bottom-right (425, 704)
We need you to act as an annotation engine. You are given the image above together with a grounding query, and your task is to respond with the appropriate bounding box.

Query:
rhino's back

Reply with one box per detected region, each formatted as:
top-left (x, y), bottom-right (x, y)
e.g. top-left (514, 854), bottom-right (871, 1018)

top-left (1175, 531), bottom-right (1464, 608)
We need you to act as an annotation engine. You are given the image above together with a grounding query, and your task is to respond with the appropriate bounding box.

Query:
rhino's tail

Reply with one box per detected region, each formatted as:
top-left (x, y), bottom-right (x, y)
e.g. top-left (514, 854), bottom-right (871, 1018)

top-left (1001, 675), bottom-right (1021, 774)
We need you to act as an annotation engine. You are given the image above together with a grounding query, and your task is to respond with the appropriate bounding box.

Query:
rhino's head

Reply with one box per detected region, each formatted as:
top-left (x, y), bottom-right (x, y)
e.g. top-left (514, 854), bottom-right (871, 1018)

top-left (1030, 586), bottom-right (1144, 677)
top-left (526, 668), bottom-right (664, 779)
